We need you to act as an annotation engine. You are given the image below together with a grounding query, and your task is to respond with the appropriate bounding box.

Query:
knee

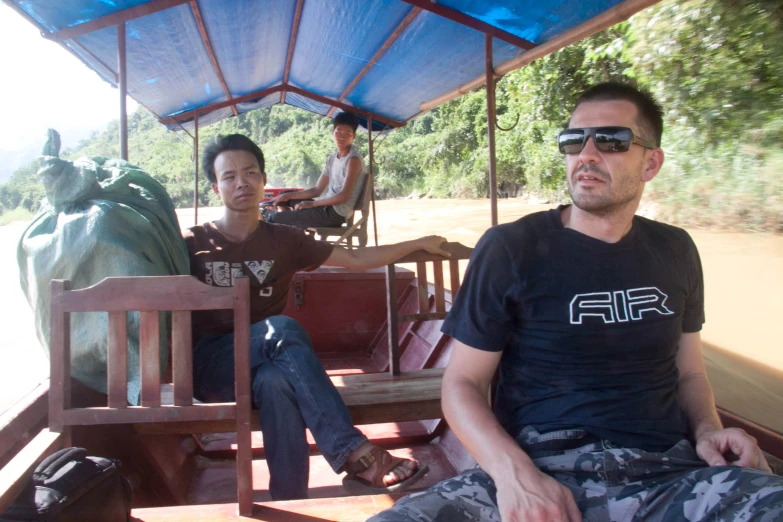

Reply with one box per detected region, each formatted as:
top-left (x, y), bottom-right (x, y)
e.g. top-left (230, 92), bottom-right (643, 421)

top-left (264, 316), bottom-right (312, 344)
top-left (252, 362), bottom-right (291, 393)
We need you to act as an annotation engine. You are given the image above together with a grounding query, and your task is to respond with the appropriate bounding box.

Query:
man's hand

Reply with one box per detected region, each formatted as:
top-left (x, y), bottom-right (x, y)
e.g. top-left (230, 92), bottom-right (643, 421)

top-left (696, 427), bottom-right (772, 473)
top-left (294, 200), bottom-right (315, 210)
top-left (272, 193), bottom-right (290, 205)
top-left (495, 466), bottom-right (582, 522)
top-left (415, 235), bottom-right (450, 257)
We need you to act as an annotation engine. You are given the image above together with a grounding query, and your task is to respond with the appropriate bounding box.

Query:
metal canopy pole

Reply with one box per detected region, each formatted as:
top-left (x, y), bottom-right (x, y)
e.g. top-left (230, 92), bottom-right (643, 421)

top-left (118, 22), bottom-right (128, 161)
top-left (485, 34), bottom-right (498, 227)
top-left (194, 112), bottom-right (199, 226)
top-left (368, 116), bottom-right (379, 246)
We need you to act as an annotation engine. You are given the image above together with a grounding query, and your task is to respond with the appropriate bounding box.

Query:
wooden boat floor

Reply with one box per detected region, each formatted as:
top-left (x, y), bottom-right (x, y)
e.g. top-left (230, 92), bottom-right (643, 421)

top-left (132, 493), bottom-right (400, 521)
top-left (196, 421), bottom-right (436, 456)
top-left (188, 443), bottom-right (456, 505)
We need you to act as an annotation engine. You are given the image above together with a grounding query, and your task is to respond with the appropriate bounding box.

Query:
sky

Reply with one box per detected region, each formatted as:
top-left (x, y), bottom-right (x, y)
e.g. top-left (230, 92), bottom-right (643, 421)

top-left (0, 4), bottom-right (138, 183)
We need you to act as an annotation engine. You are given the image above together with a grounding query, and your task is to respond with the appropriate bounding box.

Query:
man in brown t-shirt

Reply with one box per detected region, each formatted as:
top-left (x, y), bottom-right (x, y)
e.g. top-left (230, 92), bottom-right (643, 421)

top-left (183, 133), bottom-right (448, 501)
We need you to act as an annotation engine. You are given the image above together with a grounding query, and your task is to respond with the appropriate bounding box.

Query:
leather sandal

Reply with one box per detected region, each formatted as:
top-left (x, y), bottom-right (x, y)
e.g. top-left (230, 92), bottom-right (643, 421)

top-left (342, 447), bottom-right (429, 494)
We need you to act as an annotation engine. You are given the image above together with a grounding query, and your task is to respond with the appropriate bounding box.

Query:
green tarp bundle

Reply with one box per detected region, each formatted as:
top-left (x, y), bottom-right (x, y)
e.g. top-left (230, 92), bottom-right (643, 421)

top-left (17, 130), bottom-right (190, 404)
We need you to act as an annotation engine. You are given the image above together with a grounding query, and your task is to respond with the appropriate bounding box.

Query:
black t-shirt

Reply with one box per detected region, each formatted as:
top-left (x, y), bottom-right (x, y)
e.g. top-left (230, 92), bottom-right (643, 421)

top-left (442, 206), bottom-right (705, 452)
top-left (183, 220), bottom-right (334, 340)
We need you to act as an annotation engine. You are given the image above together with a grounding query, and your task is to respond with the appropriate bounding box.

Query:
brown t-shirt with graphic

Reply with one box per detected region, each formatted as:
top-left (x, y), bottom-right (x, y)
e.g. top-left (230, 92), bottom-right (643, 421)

top-left (183, 220), bottom-right (334, 340)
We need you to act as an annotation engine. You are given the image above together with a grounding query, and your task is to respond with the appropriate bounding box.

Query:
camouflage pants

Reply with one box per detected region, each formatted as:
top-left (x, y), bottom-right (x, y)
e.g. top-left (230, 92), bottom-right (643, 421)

top-left (369, 427), bottom-right (783, 522)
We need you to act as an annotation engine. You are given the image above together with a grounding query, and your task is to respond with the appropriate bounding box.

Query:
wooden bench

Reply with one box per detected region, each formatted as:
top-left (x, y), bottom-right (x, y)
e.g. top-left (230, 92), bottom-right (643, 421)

top-left (132, 493), bottom-right (400, 521)
top-left (41, 244), bottom-right (471, 513)
top-left (135, 241), bottom-right (472, 435)
top-left (48, 276), bottom-right (255, 515)
top-left (137, 367), bottom-right (445, 435)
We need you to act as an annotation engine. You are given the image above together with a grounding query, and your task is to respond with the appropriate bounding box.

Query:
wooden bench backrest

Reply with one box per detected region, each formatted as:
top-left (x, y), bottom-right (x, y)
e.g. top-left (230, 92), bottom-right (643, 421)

top-left (385, 242), bottom-right (473, 375)
top-left (49, 275), bottom-right (253, 515)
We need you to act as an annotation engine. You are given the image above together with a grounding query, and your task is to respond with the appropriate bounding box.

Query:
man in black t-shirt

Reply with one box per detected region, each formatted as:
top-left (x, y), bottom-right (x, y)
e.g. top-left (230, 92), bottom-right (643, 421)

top-left (186, 134), bottom-right (448, 501)
top-left (371, 84), bottom-right (783, 521)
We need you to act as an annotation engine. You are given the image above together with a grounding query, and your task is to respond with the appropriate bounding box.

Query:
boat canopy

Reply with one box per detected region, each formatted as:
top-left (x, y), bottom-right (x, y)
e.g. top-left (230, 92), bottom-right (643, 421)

top-left (7, 0), bottom-right (656, 131)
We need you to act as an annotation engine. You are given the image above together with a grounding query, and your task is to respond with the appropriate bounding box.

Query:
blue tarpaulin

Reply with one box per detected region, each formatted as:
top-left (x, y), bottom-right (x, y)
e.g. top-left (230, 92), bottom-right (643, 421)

top-left (12, 0), bottom-right (635, 130)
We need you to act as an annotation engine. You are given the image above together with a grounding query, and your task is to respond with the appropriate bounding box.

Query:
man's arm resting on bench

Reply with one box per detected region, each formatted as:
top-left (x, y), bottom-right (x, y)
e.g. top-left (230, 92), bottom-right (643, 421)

top-left (324, 235), bottom-right (449, 270)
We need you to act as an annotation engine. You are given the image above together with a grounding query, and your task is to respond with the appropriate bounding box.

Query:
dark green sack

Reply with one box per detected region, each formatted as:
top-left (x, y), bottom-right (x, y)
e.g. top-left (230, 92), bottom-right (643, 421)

top-left (17, 130), bottom-right (190, 404)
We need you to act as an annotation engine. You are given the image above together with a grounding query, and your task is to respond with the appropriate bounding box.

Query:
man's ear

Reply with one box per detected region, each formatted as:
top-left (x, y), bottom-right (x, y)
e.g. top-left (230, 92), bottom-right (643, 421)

top-left (641, 148), bottom-right (665, 183)
top-left (262, 172), bottom-right (267, 185)
top-left (211, 183), bottom-right (220, 196)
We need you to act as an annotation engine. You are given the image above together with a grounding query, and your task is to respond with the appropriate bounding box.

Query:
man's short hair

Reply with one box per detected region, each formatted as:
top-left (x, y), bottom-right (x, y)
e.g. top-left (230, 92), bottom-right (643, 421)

top-left (573, 82), bottom-right (664, 147)
top-left (333, 112), bottom-right (360, 133)
top-left (201, 134), bottom-right (265, 184)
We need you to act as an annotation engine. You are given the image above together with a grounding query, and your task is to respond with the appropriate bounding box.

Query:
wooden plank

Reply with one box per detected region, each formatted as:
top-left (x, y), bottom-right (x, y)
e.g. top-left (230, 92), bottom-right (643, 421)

top-left (449, 259), bottom-right (461, 296)
top-left (161, 85), bottom-right (285, 126)
top-left (326, 6), bottom-right (422, 118)
top-left (189, 0), bottom-right (236, 116)
top-left (385, 265), bottom-right (401, 376)
top-left (399, 312), bottom-right (448, 323)
top-left (419, 0), bottom-right (661, 111)
top-left (415, 262), bottom-right (429, 314)
top-left (63, 404), bottom-right (236, 425)
top-left (48, 0), bottom-right (190, 42)
top-left (134, 399), bottom-right (443, 435)
top-left (399, 0), bottom-right (535, 50)
top-left (332, 368), bottom-right (444, 384)
top-left (61, 276), bottom-right (234, 312)
top-left (0, 381), bottom-right (49, 464)
top-left (280, 0), bottom-right (304, 105)
top-left (107, 311), bottom-right (128, 408)
top-left (171, 311), bottom-right (193, 407)
top-left (432, 261), bottom-right (446, 313)
top-left (140, 311), bottom-right (162, 408)
top-left (718, 408), bottom-right (783, 459)
top-left (0, 429), bottom-right (63, 514)
top-left (49, 280), bottom-right (71, 433)
top-left (395, 242), bottom-right (473, 264)
top-left (132, 493), bottom-right (399, 521)
top-left (163, 85), bottom-right (404, 129)
top-left (232, 277), bottom-right (253, 516)
top-left (286, 86), bottom-right (406, 129)
top-left (144, 369), bottom-right (446, 434)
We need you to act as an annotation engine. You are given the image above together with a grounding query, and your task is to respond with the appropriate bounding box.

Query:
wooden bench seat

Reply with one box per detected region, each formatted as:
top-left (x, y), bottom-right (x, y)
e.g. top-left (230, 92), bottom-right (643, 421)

top-left (136, 368), bottom-right (445, 435)
top-left (132, 493), bottom-right (400, 521)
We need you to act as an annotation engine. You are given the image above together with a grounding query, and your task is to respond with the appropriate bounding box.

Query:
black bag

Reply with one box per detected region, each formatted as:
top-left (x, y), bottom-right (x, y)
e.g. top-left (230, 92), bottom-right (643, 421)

top-left (1, 447), bottom-right (132, 522)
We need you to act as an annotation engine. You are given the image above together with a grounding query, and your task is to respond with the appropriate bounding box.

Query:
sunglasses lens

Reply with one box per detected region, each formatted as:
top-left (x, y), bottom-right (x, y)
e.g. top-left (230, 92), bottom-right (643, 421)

top-left (594, 127), bottom-right (631, 152)
top-left (558, 130), bottom-right (586, 154)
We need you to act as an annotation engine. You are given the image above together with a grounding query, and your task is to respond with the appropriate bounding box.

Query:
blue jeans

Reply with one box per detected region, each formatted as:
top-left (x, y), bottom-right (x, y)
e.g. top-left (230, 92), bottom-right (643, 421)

top-left (192, 316), bottom-right (367, 500)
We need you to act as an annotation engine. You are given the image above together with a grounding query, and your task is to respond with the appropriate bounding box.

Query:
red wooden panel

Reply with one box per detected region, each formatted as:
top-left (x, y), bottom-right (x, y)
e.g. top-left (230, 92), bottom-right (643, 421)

top-left (140, 311), bottom-right (161, 408)
top-left (61, 276), bottom-right (235, 312)
top-left (62, 404), bottom-right (236, 425)
top-left (107, 312), bottom-right (128, 408)
top-left (232, 277), bottom-right (253, 515)
top-left (49, 280), bottom-right (71, 433)
top-left (449, 259), bottom-right (461, 296)
top-left (386, 266), bottom-right (401, 376)
top-left (172, 311), bottom-right (193, 407)
top-left (432, 261), bottom-right (446, 313)
top-left (415, 262), bottom-right (428, 314)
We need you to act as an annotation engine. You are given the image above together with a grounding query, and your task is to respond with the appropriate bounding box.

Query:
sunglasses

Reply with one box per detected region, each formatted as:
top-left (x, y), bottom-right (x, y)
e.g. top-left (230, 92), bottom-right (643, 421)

top-left (557, 127), bottom-right (656, 154)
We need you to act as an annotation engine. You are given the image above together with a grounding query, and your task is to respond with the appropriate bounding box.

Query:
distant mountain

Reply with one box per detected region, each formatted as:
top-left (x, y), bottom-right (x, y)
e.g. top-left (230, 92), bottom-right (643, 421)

top-left (0, 146), bottom-right (39, 184)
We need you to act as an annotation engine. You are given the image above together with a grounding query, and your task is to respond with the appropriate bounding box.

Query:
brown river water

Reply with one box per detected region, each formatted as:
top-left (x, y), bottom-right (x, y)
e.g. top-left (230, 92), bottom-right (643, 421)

top-left (2, 199), bottom-right (781, 414)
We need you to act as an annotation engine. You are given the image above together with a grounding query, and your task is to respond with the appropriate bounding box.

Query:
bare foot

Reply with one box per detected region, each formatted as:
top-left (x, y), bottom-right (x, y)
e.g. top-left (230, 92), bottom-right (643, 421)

top-left (346, 442), bottom-right (419, 487)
